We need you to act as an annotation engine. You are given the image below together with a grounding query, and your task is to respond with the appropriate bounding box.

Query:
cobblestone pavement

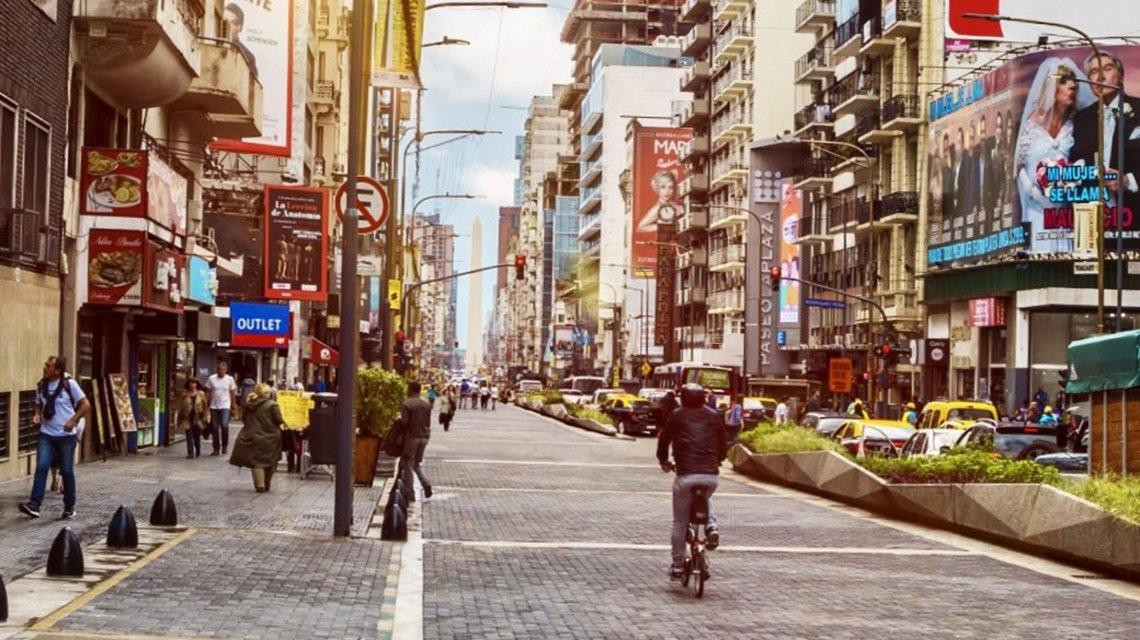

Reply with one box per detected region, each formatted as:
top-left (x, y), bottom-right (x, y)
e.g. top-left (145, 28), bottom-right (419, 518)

top-left (420, 405), bottom-right (1140, 639)
top-left (0, 423), bottom-right (384, 580)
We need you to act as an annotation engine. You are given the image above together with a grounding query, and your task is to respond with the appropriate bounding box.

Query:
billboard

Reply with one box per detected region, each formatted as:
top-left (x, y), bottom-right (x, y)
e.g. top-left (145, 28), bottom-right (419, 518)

top-left (87, 230), bottom-right (144, 306)
top-left (778, 185), bottom-right (802, 328)
top-left (81, 148), bottom-right (188, 235)
top-left (204, 208), bottom-right (262, 302)
top-left (211, 0), bottom-right (292, 156)
top-left (263, 184), bottom-right (329, 301)
top-left (926, 45), bottom-right (1140, 266)
top-left (186, 255), bottom-right (216, 306)
top-left (946, 1), bottom-right (1140, 43)
top-left (230, 301), bottom-right (291, 348)
top-left (630, 126), bottom-right (692, 278)
top-left (372, 0), bottom-right (426, 89)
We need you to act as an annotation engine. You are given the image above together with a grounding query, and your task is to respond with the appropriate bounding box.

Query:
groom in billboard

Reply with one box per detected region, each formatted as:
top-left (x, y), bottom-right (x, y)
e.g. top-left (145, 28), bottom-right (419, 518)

top-left (1070, 50), bottom-right (1140, 225)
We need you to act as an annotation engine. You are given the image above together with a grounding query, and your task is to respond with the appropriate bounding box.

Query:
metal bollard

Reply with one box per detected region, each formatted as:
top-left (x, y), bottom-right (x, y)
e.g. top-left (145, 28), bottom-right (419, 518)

top-left (107, 505), bottom-right (139, 548)
top-left (149, 489), bottom-right (178, 526)
top-left (46, 527), bottom-right (84, 577)
top-left (1, 573), bottom-right (8, 622)
top-left (380, 499), bottom-right (407, 540)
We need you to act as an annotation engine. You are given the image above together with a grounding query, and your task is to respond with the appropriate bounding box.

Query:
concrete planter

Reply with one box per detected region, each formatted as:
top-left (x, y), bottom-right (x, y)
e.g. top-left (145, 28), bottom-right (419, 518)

top-left (513, 400), bottom-right (619, 436)
top-left (732, 449), bottom-right (1140, 582)
top-left (543, 404), bottom-right (569, 420)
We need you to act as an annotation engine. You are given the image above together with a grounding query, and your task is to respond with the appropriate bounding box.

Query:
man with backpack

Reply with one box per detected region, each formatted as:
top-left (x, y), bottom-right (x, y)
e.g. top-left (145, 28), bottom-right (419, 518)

top-left (19, 356), bottom-right (90, 520)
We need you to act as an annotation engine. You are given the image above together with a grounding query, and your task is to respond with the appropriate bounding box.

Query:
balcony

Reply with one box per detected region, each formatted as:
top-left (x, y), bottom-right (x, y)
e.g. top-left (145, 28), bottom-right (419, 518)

top-left (677, 285), bottom-right (708, 307)
top-left (74, 0), bottom-right (204, 108)
top-left (681, 135), bottom-right (710, 162)
top-left (679, 173), bottom-right (709, 198)
top-left (577, 213), bottom-right (602, 240)
top-left (792, 157), bottom-right (834, 191)
top-left (881, 94), bottom-right (922, 132)
top-left (854, 197), bottom-right (881, 230)
top-left (712, 64), bottom-right (753, 103)
top-left (830, 138), bottom-right (876, 174)
top-left (796, 214), bottom-right (830, 245)
top-left (169, 38), bottom-right (262, 139)
top-left (880, 190), bottom-right (919, 223)
top-left (855, 107), bottom-right (895, 145)
top-left (674, 97), bottom-right (710, 128)
top-left (711, 113), bottom-right (750, 147)
top-left (795, 40), bottom-right (834, 84)
top-left (580, 131), bottom-right (603, 160)
top-left (707, 289), bottom-right (744, 314)
top-left (709, 244), bottom-right (745, 271)
top-left (311, 80), bottom-right (340, 117)
top-left (713, 0), bottom-right (748, 22)
top-left (830, 195), bottom-right (865, 229)
top-left (682, 23), bottom-right (711, 57)
top-left (580, 238), bottom-right (601, 261)
top-left (577, 185), bottom-right (601, 216)
top-left (578, 156), bottom-right (602, 188)
top-left (681, 0), bottom-right (712, 23)
top-left (678, 203), bottom-right (709, 234)
top-left (676, 246), bottom-right (707, 270)
top-left (832, 13), bottom-right (861, 60)
top-left (793, 102), bottom-right (834, 135)
top-left (795, 0), bottom-right (836, 34)
top-left (882, 0), bottom-right (922, 39)
top-left (831, 70), bottom-right (880, 116)
top-left (713, 21), bottom-right (753, 66)
top-left (681, 61), bottom-right (711, 92)
top-left (709, 203), bottom-right (747, 229)
top-left (859, 15), bottom-right (893, 57)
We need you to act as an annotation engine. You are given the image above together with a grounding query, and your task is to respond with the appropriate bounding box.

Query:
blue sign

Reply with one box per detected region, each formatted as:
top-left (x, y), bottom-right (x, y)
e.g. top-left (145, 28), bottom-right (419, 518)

top-left (230, 302), bottom-right (291, 348)
top-left (805, 297), bottom-right (846, 310)
top-left (186, 256), bottom-right (215, 305)
top-left (776, 330), bottom-right (787, 346)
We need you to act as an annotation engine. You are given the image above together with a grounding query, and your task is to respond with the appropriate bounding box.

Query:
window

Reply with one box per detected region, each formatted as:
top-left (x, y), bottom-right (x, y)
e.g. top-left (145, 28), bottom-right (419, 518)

top-left (21, 114), bottom-right (50, 219)
top-left (0, 97), bottom-right (15, 208)
top-left (318, 51), bottom-right (327, 82)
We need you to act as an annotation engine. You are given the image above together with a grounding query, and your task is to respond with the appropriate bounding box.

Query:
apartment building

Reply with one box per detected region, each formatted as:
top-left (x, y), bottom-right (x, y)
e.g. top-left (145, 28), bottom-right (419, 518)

top-left (410, 214), bottom-right (457, 369)
top-left (789, 0), bottom-right (924, 409)
top-left (675, 0), bottom-right (807, 369)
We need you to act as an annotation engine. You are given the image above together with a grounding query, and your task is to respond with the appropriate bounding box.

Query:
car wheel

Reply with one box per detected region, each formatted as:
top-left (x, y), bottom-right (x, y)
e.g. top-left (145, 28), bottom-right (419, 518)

top-left (618, 419), bottom-right (631, 435)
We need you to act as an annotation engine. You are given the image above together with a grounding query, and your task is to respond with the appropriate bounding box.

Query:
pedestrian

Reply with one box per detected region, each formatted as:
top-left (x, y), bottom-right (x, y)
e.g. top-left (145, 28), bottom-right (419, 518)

top-left (805, 391), bottom-right (821, 415)
top-left (902, 402), bottom-right (918, 427)
top-left (1033, 386), bottom-right (1050, 410)
top-left (426, 384), bottom-right (438, 407)
top-left (658, 391), bottom-right (678, 425)
top-left (480, 384), bottom-right (491, 410)
top-left (266, 378), bottom-right (278, 400)
top-left (490, 384), bottom-right (499, 410)
top-left (1027, 401), bottom-right (1042, 424)
top-left (205, 362), bottom-right (237, 456)
top-left (292, 376), bottom-right (305, 391)
top-left (1039, 405), bottom-right (1059, 426)
top-left (19, 356), bottom-right (90, 520)
top-left (280, 417), bottom-right (305, 473)
top-left (315, 375), bottom-right (328, 393)
top-left (724, 396), bottom-right (744, 446)
top-left (460, 379), bottom-right (471, 408)
top-left (176, 378), bottom-right (209, 459)
top-left (396, 381), bottom-right (433, 498)
top-left (774, 398), bottom-right (790, 425)
top-left (229, 383), bottom-right (284, 492)
top-left (439, 391), bottom-right (455, 432)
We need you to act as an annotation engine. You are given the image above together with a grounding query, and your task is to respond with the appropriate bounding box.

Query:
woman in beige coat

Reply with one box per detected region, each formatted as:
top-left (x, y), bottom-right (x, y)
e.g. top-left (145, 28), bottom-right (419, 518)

top-left (176, 379), bottom-right (210, 458)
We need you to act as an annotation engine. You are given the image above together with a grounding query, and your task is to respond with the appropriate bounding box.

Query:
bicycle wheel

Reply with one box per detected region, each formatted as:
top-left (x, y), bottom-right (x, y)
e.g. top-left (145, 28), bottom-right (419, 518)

top-left (690, 551), bottom-right (705, 598)
top-left (680, 556), bottom-right (691, 588)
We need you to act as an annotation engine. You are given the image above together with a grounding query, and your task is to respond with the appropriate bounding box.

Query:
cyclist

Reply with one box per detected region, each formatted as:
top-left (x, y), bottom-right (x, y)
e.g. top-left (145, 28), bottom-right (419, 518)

top-left (657, 383), bottom-right (726, 579)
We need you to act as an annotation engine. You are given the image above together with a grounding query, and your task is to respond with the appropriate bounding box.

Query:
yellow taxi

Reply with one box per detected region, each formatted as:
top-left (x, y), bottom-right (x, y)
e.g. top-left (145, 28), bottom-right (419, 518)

top-left (917, 400), bottom-right (998, 430)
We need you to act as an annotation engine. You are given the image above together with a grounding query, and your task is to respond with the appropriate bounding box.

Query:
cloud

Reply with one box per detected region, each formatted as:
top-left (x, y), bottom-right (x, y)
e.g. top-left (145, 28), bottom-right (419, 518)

top-left (463, 164), bottom-right (517, 205)
top-left (420, 7), bottom-right (573, 106)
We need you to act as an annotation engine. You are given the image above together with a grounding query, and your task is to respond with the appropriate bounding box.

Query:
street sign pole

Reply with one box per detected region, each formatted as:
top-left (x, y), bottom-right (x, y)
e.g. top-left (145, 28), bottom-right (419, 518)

top-left (333, 0), bottom-right (371, 538)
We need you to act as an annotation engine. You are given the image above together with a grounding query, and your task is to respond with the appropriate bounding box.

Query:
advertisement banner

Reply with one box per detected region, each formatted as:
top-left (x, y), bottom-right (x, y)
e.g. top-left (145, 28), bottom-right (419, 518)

top-left (230, 301), bottom-right (291, 348)
top-left (655, 228), bottom-right (675, 347)
top-left (211, 0), bottom-right (292, 156)
top-left (946, 1), bottom-right (1140, 43)
top-left (87, 230), bottom-right (145, 306)
top-left (147, 153), bottom-right (188, 236)
top-left (143, 242), bottom-right (185, 313)
top-left (926, 45), bottom-right (1140, 266)
top-left (186, 255), bottom-right (216, 305)
top-left (309, 338), bottom-right (340, 366)
top-left (829, 358), bottom-right (853, 394)
top-left (204, 209), bottom-right (262, 301)
top-left (263, 184), bottom-right (329, 301)
top-left (778, 184), bottom-right (802, 334)
top-left (968, 297), bottom-right (1007, 327)
top-left (372, 0), bottom-right (426, 89)
top-left (631, 126), bottom-right (692, 278)
top-left (81, 148), bottom-right (187, 235)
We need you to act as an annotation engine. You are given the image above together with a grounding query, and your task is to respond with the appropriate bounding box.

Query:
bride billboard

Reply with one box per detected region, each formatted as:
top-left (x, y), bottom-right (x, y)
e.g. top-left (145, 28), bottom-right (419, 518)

top-left (926, 45), bottom-right (1140, 266)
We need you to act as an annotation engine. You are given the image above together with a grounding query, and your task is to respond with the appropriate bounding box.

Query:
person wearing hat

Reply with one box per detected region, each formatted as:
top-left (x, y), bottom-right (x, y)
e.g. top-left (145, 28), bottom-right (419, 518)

top-left (903, 402), bottom-right (918, 427)
top-left (1039, 406), bottom-right (1059, 426)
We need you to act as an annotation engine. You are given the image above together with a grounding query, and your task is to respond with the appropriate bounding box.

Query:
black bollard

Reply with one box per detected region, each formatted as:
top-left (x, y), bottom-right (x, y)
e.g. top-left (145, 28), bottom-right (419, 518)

top-left (388, 483), bottom-right (407, 513)
top-left (46, 527), bottom-right (84, 577)
top-left (149, 489), bottom-right (177, 526)
top-left (107, 505), bottom-right (139, 548)
top-left (1, 573), bottom-right (7, 622)
top-left (380, 500), bottom-right (407, 540)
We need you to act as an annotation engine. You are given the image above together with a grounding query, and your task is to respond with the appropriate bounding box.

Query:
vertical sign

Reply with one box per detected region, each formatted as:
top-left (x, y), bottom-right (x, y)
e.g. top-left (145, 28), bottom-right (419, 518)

top-left (211, 0), bottom-right (293, 156)
top-left (372, 0), bottom-right (427, 88)
top-left (750, 169), bottom-right (791, 376)
top-left (264, 184), bottom-right (329, 301)
top-left (87, 230), bottom-right (145, 306)
top-left (630, 126), bottom-right (692, 278)
top-left (778, 184), bottom-right (802, 347)
top-left (655, 227), bottom-right (676, 348)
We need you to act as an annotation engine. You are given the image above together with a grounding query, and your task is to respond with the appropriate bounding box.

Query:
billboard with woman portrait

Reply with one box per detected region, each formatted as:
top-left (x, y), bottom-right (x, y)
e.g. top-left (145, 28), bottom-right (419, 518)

top-left (630, 126), bottom-right (692, 278)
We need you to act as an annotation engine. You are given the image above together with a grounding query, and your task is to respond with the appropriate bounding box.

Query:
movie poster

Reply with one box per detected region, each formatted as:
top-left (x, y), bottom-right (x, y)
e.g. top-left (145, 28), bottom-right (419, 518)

top-left (927, 45), bottom-right (1140, 265)
top-left (263, 184), bottom-right (328, 301)
top-left (630, 126), bottom-right (693, 278)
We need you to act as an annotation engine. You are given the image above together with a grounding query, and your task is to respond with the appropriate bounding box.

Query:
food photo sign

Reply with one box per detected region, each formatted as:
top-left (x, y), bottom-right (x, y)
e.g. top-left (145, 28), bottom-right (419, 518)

top-left (80, 148), bottom-right (188, 236)
top-left (87, 229), bottom-right (145, 305)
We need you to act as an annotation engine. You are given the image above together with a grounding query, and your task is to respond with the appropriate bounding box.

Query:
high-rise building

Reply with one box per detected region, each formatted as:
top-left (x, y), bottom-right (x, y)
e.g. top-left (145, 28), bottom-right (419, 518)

top-left (465, 217), bottom-right (486, 369)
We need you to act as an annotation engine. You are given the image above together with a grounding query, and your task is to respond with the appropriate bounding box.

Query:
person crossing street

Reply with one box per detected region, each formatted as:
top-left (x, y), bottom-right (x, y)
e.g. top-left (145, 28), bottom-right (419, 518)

top-left (19, 356), bottom-right (90, 520)
top-left (398, 381), bottom-right (433, 499)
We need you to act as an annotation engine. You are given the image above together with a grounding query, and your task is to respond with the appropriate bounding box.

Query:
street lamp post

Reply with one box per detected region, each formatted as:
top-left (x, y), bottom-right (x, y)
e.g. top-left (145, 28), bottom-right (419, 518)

top-left (964, 12), bottom-right (1112, 333)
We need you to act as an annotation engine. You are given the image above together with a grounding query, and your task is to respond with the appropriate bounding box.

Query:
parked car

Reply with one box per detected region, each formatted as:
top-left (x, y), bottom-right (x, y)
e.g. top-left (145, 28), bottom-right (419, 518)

top-left (591, 388), bottom-right (626, 406)
top-left (899, 428), bottom-right (963, 458)
top-left (638, 388), bottom-right (671, 402)
top-left (560, 389), bottom-right (588, 405)
top-left (954, 423), bottom-right (1062, 460)
top-left (517, 380), bottom-right (543, 393)
top-left (802, 412), bottom-right (848, 436)
top-left (831, 419), bottom-right (914, 457)
top-left (599, 393), bottom-right (658, 435)
top-left (918, 400), bottom-right (999, 430)
top-left (742, 397), bottom-right (777, 427)
top-left (1035, 414), bottom-right (1090, 473)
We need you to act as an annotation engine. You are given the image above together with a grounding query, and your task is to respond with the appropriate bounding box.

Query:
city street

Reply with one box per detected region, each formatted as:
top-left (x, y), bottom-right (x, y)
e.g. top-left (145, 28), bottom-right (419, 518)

top-left (3, 407), bottom-right (1140, 639)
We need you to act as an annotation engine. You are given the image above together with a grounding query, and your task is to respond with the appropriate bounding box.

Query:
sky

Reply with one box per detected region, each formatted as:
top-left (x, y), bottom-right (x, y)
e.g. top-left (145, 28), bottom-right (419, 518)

top-left (416, 4), bottom-right (573, 352)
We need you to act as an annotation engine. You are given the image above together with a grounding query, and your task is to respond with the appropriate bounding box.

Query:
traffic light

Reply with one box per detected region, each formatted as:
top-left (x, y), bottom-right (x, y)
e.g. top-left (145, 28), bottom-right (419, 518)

top-left (515, 254), bottom-right (526, 280)
top-left (769, 266), bottom-right (781, 293)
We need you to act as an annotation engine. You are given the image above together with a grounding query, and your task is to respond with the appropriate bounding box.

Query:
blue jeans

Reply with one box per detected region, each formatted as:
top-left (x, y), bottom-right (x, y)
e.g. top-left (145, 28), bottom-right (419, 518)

top-left (671, 474), bottom-right (718, 564)
top-left (29, 433), bottom-right (77, 510)
top-left (210, 409), bottom-right (230, 452)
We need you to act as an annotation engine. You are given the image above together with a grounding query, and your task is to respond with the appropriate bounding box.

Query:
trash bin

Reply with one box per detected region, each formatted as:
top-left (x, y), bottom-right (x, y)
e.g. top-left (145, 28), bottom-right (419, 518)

top-left (308, 393), bottom-right (339, 465)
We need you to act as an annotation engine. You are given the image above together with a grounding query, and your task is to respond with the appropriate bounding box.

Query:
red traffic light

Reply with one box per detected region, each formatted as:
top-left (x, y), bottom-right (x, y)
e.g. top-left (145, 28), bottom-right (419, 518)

top-left (515, 254), bottom-right (526, 280)
top-left (880, 343), bottom-right (892, 356)
top-left (395, 330), bottom-right (406, 342)
top-left (769, 266), bottom-right (781, 293)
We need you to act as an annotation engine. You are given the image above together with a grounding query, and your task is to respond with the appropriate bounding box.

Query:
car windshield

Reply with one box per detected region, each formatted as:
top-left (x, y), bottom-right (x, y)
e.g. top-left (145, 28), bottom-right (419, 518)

top-left (817, 418), bottom-right (847, 435)
top-left (947, 408), bottom-right (994, 421)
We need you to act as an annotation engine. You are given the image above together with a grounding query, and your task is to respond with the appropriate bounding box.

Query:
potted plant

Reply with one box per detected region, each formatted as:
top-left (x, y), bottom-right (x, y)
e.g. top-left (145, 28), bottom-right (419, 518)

top-left (354, 365), bottom-right (407, 486)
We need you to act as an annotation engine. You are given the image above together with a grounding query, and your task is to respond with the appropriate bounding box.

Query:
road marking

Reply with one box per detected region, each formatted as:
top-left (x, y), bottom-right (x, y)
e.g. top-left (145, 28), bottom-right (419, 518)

top-left (427, 458), bottom-right (655, 469)
top-left (391, 489), bottom-right (424, 640)
top-left (431, 486), bottom-right (786, 498)
top-left (427, 539), bottom-right (977, 556)
top-left (30, 528), bottom-right (198, 631)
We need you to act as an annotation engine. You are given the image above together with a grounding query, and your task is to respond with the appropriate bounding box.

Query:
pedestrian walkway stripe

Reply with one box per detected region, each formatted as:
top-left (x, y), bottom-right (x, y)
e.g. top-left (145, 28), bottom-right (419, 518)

top-left (30, 528), bottom-right (198, 631)
top-left (432, 486), bottom-right (787, 498)
top-left (427, 539), bottom-right (978, 556)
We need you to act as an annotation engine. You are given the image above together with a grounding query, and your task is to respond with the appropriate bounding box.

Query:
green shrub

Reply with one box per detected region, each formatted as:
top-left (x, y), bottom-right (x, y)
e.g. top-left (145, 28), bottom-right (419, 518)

top-left (740, 422), bottom-right (845, 455)
top-left (859, 448), bottom-right (1062, 485)
top-left (565, 403), bottom-right (613, 425)
top-left (1064, 476), bottom-right (1140, 524)
top-left (539, 390), bottom-right (565, 405)
top-left (355, 366), bottom-right (407, 437)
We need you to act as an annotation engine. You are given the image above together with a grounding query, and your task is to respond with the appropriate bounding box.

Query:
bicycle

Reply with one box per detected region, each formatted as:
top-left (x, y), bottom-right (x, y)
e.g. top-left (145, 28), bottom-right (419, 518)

top-left (680, 485), bottom-right (712, 598)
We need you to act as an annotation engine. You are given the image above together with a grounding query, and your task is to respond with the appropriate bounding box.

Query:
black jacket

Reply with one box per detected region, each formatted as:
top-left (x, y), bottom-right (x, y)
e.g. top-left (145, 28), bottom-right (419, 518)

top-left (656, 406), bottom-right (727, 476)
top-left (399, 396), bottom-right (432, 440)
top-left (1071, 95), bottom-right (1140, 224)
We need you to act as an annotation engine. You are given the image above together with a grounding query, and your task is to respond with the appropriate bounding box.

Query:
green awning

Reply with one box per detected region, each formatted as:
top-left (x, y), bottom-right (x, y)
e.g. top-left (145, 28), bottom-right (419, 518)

top-left (1067, 331), bottom-right (1140, 394)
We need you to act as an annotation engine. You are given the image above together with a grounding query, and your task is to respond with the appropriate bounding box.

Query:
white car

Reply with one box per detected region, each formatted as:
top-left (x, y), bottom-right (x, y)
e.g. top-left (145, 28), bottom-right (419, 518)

top-left (517, 380), bottom-right (543, 393)
top-left (560, 389), bottom-right (588, 405)
top-left (899, 428), bottom-right (963, 458)
top-left (638, 388), bottom-right (670, 402)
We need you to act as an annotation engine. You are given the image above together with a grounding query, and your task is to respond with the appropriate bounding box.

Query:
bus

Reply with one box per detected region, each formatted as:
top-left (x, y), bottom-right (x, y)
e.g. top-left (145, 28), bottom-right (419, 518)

top-left (560, 375), bottom-right (607, 396)
top-left (652, 362), bottom-right (741, 406)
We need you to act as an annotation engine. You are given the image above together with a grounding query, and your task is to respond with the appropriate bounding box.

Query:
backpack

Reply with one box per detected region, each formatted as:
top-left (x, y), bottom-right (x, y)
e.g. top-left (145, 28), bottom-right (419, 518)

top-left (39, 375), bottom-right (78, 421)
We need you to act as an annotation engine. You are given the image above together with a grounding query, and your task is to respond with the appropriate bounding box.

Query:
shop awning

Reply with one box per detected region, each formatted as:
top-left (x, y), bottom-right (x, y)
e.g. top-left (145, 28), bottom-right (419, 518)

top-left (1067, 331), bottom-right (1140, 394)
top-left (308, 338), bottom-right (339, 366)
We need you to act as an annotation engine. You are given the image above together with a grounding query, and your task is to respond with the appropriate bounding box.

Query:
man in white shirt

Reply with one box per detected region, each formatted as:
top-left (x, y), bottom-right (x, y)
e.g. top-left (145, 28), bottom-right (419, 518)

top-left (490, 385), bottom-right (499, 410)
top-left (774, 399), bottom-right (790, 426)
top-left (292, 376), bottom-right (305, 391)
top-left (205, 361), bottom-right (237, 455)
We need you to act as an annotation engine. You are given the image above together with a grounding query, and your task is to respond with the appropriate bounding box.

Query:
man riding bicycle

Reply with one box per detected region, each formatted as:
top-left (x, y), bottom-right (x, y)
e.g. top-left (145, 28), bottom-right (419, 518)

top-left (657, 383), bottom-right (727, 579)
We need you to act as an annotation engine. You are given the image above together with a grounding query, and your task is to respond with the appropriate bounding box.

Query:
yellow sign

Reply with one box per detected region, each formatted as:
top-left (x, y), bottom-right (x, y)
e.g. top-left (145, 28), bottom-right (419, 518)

top-left (372, 0), bottom-right (425, 89)
top-left (640, 362), bottom-right (652, 378)
top-left (828, 358), bottom-right (853, 394)
top-left (388, 278), bottom-right (402, 309)
top-left (276, 391), bottom-right (314, 430)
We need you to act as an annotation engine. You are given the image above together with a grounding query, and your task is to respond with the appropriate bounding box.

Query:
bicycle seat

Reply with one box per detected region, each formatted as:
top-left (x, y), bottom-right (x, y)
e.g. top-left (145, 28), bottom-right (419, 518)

top-left (689, 486), bottom-right (710, 525)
